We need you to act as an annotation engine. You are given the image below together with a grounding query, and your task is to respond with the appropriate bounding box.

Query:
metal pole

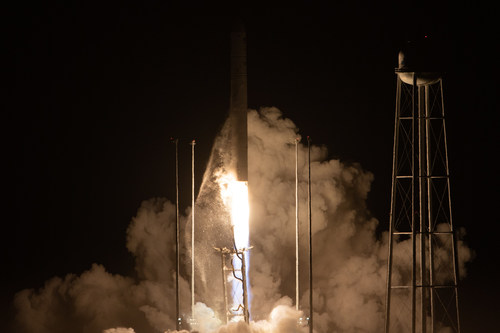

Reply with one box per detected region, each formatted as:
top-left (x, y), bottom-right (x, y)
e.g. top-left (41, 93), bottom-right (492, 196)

top-left (440, 79), bottom-right (461, 333)
top-left (385, 76), bottom-right (402, 333)
top-left (241, 251), bottom-right (250, 324)
top-left (221, 252), bottom-right (228, 324)
top-left (174, 138), bottom-right (181, 331)
top-left (418, 85), bottom-right (426, 333)
top-left (191, 139), bottom-right (196, 318)
top-left (411, 73), bottom-right (417, 333)
top-left (295, 138), bottom-right (300, 311)
top-left (425, 84), bottom-right (435, 333)
top-left (307, 136), bottom-right (313, 333)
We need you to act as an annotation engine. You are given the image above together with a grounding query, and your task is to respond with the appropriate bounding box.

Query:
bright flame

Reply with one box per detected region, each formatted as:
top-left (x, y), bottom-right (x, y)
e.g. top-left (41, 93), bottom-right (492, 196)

top-left (219, 173), bottom-right (249, 249)
top-left (218, 172), bottom-right (251, 320)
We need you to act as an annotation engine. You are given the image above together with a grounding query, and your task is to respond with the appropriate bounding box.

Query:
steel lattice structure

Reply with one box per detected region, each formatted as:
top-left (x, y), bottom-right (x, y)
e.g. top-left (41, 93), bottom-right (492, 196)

top-left (215, 246), bottom-right (251, 324)
top-left (385, 71), bottom-right (461, 333)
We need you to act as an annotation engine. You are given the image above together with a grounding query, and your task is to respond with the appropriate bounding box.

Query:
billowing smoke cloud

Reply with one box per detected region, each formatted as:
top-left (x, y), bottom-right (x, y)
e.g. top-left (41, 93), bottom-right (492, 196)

top-left (246, 108), bottom-right (387, 331)
top-left (13, 199), bottom-right (191, 333)
top-left (12, 107), bottom-right (472, 332)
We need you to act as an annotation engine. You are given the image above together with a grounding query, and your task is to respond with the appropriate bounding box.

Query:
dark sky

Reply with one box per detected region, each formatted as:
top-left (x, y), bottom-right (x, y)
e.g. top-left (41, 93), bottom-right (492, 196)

top-left (4, 1), bottom-right (498, 332)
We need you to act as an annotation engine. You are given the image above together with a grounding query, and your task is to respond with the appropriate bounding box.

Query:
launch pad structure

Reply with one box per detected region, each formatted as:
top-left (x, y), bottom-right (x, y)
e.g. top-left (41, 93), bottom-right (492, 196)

top-left (214, 246), bottom-right (252, 324)
top-left (385, 40), bottom-right (461, 333)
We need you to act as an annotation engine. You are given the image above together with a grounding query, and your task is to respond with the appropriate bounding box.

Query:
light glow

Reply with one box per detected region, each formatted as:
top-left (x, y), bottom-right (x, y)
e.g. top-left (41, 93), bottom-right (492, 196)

top-left (219, 173), bottom-right (249, 249)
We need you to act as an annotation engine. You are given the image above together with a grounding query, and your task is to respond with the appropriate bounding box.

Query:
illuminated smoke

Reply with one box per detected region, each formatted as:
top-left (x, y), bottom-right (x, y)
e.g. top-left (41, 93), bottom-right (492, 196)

top-left (103, 328), bottom-right (136, 333)
top-left (11, 107), bottom-right (472, 333)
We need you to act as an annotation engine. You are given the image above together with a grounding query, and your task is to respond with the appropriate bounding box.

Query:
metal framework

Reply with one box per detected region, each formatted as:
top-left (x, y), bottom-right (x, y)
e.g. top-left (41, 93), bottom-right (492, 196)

top-left (215, 246), bottom-right (251, 324)
top-left (385, 73), bottom-right (461, 333)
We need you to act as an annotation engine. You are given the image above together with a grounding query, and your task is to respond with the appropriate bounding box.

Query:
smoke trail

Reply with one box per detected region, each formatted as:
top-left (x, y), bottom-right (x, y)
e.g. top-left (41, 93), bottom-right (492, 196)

top-left (11, 107), bottom-right (472, 333)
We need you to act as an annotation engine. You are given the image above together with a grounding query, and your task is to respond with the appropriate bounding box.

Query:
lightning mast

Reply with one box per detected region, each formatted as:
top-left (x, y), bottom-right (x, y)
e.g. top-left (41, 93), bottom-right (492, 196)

top-left (172, 138), bottom-right (181, 331)
top-left (295, 137), bottom-right (300, 312)
top-left (190, 139), bottom-right (197, 331)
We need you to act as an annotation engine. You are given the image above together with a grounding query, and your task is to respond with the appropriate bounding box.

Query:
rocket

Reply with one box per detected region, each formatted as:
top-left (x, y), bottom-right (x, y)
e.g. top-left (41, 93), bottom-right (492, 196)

top-left (230, 20), bottom-right (248, 182)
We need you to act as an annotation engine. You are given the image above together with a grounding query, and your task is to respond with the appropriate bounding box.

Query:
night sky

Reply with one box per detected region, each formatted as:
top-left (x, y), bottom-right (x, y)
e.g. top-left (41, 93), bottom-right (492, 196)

top-left (5, 1), bottom-right (498, 332)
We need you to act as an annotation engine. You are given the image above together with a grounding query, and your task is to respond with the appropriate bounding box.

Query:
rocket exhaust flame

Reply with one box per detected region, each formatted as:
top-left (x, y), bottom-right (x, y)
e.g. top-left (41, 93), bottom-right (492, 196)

top-left (219, 173), bottom-right (249, 250)
top-left (217, 172), bottom-right (251, 322)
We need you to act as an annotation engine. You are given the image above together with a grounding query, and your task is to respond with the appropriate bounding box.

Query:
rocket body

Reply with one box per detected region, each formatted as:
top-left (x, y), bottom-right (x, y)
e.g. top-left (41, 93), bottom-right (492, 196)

top-left (230, 23), bottom-right (248, 182)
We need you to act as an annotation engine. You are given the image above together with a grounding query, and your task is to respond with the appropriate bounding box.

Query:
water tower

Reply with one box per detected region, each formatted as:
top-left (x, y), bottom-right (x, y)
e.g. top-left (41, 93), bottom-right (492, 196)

top-left (384, 39), bottom-right (461, 333)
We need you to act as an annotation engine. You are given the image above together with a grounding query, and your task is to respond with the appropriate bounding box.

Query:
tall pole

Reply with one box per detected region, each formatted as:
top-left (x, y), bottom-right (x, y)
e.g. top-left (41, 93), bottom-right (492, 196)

top-left (385, 76), bottom-right (401, 333)
top-left (241, 251), bottom-right (250, 324)
top-left (411, 73), bottom-right (417, 333)
top-left (307, 136), bottom-right (313, 333)
top-left (220, 252), bottom-right (228, 324)
top-left (441, 79), bottom-right (462, 333)
top-left (190, 139), bottom-right (196, 318)
top-left (295, 138), bottom-right (300, 311)
top-left (174, 138), bottom-right (181, 331)
top-left (418, 84), bottom-right (426, 333)
top-left (425, 84), bottom-right (435, 333)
